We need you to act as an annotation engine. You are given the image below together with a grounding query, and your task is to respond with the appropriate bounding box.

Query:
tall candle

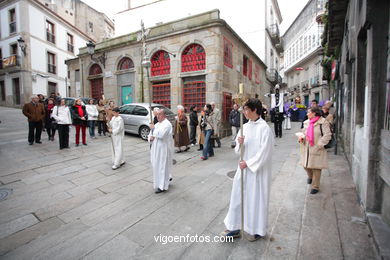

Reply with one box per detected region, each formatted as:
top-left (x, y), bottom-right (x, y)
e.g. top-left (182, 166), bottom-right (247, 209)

top-left (239, 83), bottom-right (243, 94)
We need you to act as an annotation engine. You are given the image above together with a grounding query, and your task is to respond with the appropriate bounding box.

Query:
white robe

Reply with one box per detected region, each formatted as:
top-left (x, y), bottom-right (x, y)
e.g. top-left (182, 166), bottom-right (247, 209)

top-left (109, 116), bottom-right (125, 166)
top-left (148, 119), bottom-right (173, 190)
top-left (224, 118), bottom-right (274, 236)
top-left (270, 92), bottom-right (284, 112)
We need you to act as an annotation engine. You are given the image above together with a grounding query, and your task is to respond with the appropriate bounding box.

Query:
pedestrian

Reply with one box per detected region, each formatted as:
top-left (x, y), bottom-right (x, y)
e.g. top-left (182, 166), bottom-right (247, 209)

top-left (298, 106), bottom-right (332, 194)
top-left (152, 107), bottom-right (159, 124)
top-left (44, 98), bottom-right (57, 141)
top-left (283, 104), bottom-right (292, 130)
top-left (51, 98), bottom-right (72, 149)
top-left (222, 98), bottom-right (274, 241)
top-left (148, 109), bottom-right (173, 194)
top-left (105, 100), bottom-right (115, 136)
top-left (229, 103), bottom-right (240, 148)
top-left (211, 102), bottom-right (221, 148)
top-left (174, 105), bottom-right (190, 153)
top-left (109, 107), bottom-right (125, 170)
top-left (198, 110), bottom-right (205, 151)
top-left (86, 99), bottom-right (98, 139)
top-left (71, 98), bottom-right (88, 146)
top-left (301, 99), bottom-right (318, 128)
top-left (97, 99), bottom-right (107, 136)
top-left (22, 95), bottom-right (45, 145)
top-left (189, 104), bottom-right (198, 146)
top-left (201, 104), bottom-right (216, 160)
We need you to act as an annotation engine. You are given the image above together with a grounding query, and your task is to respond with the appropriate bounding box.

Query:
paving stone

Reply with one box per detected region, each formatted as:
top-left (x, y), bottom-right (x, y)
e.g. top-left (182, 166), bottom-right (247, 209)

top-left (0, 214), bottom-right (39, 240)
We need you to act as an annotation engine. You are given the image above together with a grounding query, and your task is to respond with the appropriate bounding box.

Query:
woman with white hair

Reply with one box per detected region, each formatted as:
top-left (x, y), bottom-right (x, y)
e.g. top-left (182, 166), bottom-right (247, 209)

top-left (174, 105), bottom-right (190, 153)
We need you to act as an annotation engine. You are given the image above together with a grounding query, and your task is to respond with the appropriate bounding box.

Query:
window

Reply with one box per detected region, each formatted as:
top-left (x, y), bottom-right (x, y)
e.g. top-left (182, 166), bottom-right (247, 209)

top-left (248, 59), bottom-right (252, 80)
top-left (151, 51), bottom-right (170, 76)
top-left (181, 44), bottom-right (205, 72)
top-left (304, 36), bottom-right (307, 53)
top-left (0, 49), bottom-right (2, 69)
top-left (119, 105), bottom-right (135, 115)
top-left (152, 81), bottom-right (171, 108)
top-left (243, 55), bottom-right (248, 76)
top-left (89, 22), bottom-right (93, 33)
top-left (12, 78), bottom-right (20, 105)
top-left (67, 33), bottom-right (74, 53)
top-left (223, 37), bottom-right (233, 68)
top-left (48, 82), bottom-right (57, 96)
top-left (9, 9), bottom-right (16, 34)
top-left (255, 64), bottom-right (261, 84)
top-left (0, 81), bottom-right (5, 101)
top-left (47, 52), bottom-right (56, 74)
top-left (118, 57), bottom-right (134, 71)
top-left (10, 43), bottom-right (17, 55)
top-left (75, 69), bottom-right (80, 82)
top-left (222, 92), bottom-right (232, 122)
top-left (133, 106), bottom-right (148, 116)
top-left (46, 20), bottom-right (55, 43)
top-left (183, 80), bottom-right (206, 112)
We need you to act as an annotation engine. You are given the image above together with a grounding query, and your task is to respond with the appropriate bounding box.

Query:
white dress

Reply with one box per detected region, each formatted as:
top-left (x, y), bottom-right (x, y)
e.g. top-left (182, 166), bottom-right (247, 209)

top-left (148, 119), bottom-right (173, 190)
top-left (224, 118), bottom-right (274, 236)
top-left (109, 116), bottom-right (125, 166)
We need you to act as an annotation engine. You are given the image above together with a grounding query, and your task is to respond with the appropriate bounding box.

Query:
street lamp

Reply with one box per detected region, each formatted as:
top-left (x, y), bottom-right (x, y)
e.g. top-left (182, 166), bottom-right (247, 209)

top-left (142, 56), bottom-right (153, 123)
top-left (86, 40), bottom-right (106, 68)
top-left (17, 37), bottom-right (26, 56)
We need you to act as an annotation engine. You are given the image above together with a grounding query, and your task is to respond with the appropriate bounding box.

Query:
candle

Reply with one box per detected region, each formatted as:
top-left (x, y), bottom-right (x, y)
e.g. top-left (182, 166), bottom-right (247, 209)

top-left (239, 83), bottom-right (243, 94)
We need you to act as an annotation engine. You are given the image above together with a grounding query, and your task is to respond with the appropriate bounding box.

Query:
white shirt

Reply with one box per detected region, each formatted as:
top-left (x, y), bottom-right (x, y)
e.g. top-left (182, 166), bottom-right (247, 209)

top-left (86, 104), bottom-right (99, 121)
top-left (51, 105), bottom-right (72, 125)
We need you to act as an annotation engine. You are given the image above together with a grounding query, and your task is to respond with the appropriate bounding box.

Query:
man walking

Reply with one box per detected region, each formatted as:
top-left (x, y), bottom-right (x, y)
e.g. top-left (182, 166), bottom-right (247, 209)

top-left (22, 95), bottom-right (45, 145)
top-left (211, 102), bottom-right (221, 148)
top-left (149, 109), bottom-right (173, 194)
top-left (229, 103), bottom-right (240, 148)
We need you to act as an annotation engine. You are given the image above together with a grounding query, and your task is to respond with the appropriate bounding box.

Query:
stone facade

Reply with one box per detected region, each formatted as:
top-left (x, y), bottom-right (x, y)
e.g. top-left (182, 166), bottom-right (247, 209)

top-left (65, 10), bottom-right (268, 136)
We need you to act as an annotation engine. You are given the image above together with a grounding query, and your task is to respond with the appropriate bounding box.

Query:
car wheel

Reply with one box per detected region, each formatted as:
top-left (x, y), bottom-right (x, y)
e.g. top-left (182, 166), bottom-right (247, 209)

top-left (139, 125), bottom-right (150, 140)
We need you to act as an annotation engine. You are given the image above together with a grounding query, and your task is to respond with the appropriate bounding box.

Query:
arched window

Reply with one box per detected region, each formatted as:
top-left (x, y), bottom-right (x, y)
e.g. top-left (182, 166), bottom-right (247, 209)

top-left (181, 44), bottom-right (206, 72)
top-left (89, 64), bottom-right (102, 75)
top-left (117, 57), bottom-right (134, 71)
top-left (151, 50), bottom-right (170, 76)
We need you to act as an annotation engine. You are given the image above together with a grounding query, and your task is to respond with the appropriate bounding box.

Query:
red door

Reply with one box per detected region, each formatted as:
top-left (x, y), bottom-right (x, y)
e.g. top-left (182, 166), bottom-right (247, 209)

top-left (90, 78), bottom-right (103, 100)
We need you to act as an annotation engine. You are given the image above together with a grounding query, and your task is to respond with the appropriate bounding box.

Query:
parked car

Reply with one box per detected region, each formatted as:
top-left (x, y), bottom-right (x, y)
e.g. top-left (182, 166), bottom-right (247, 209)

top-left (119, 103), bottom-right (176, 140)
top-left (63, 97), bottom-right (90, 107)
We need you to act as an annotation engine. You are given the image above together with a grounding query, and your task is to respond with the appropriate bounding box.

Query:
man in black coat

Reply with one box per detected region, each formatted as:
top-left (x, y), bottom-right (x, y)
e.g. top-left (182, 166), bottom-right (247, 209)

top-left (189, 105), bottom-right (198, 145)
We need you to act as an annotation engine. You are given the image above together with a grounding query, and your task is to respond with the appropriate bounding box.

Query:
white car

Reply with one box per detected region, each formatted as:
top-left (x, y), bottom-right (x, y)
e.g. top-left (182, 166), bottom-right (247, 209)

top-left (119, 103), bottom-right (176, 140)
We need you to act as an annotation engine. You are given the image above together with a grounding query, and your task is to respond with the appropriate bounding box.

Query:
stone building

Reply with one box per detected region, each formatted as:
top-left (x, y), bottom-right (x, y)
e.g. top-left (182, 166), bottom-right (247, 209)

top-left (0, 0), bottom-right (114, 107)
top-left (326, 0), bottom-right (390, 257)
top-left (281, 0), bottom-right (328, 107)
top-left (65, 10), bottom-right (268, 135)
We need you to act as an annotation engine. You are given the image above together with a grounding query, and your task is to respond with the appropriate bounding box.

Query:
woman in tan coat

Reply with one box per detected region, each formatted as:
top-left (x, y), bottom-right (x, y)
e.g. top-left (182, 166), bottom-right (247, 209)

top-left (298, 106), bottom-right (332, 194)
top-left (174, 105), bottom-right (190, 153)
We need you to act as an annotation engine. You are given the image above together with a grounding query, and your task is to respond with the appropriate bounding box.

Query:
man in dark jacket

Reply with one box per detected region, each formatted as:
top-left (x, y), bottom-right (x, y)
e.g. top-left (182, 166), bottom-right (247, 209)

top-left (229, 103), bottom-right (240, 148)
top-left (189, 105), bottom-right (198, 145)
top-left (22, 95), bottom-right (45, 145)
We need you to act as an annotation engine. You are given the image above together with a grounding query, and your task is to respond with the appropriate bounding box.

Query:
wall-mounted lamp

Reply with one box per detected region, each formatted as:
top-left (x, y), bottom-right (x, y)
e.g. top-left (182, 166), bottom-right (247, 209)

top-left (17, 37), bottom-right (27, 56)
top-left (166, 51), bottom-right (176, 58)
top-left (86, 40), bottom-right (106, 68)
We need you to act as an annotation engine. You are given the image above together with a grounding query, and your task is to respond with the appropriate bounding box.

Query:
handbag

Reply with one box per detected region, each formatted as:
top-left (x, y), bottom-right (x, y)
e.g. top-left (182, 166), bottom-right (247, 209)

top-left (320, 124), bottom-right (335, 149)
top-left (51, 106), bottom-right (59, 130)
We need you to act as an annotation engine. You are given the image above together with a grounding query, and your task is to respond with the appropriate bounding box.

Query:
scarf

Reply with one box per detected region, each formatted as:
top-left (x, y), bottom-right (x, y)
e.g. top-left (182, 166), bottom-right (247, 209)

top-left (47, 103), bottom-right (54, 113)
top-left (306, 116), bottom-right (321, 146)
top-left (74, 105), bottom-right (84, 117)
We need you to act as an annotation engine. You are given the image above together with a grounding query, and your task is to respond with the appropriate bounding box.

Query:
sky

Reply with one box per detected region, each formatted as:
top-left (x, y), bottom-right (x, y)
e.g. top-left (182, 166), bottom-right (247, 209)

top-left (80, 0), bottom-right (310, 36)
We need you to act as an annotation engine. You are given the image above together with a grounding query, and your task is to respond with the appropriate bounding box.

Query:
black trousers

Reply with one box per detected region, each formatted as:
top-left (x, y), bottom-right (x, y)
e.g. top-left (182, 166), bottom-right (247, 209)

top-left (212, 136), bottom-right (221, 147)
top-left (274, 120), bottom-right (283, 137)
top-left (189, 125), bottom-right (197, 144)
top-left (46, 125), bottom-right (56, 139)
top-left (58, 124), bottom-right (70, 149)
top-left (97, 121), bottom-right (107, 135)
top-left (28, 121), bottom-right (43, 143)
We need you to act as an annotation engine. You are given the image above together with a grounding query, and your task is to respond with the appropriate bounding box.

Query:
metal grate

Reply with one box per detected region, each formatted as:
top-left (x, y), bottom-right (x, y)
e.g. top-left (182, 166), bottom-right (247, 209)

top-left (0, 188), bottom-right (12, 201)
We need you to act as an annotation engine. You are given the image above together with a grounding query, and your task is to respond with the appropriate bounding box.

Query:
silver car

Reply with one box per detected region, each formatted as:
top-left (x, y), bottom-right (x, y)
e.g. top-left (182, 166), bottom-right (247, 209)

top-left (119, 103), bottom-right (176, 140)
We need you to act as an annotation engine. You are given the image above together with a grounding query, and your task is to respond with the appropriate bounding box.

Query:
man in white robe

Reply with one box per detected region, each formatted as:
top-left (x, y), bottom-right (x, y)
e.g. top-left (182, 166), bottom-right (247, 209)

top-left (148, 109), bottom-right (173, 193)
top-left (222, 98), bottom-right (274, 241)
top-left (109, 107), bottom-right (125, 170)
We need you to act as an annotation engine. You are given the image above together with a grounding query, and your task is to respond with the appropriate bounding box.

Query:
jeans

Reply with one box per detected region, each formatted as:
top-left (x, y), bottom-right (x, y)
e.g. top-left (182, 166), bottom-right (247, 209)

top-left (97, 120), bottom-right (107, 135)
top-left (58, 124), bottom-right (70, 149)
top-left (231, 126), bottom-right (240, 146)
top-left (28, 121), bottom-right (43, 143)
top-left (88, 120), bottom-right (96, 137)
top-left (202, 129), bottom-right (214, 158)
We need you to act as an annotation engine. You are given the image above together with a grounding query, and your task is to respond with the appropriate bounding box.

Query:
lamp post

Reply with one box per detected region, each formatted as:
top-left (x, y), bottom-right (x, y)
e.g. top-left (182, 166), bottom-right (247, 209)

top-left (17, 37), bottom-right (26, 56)
top-left (86, 40), bottom-right (106, 68)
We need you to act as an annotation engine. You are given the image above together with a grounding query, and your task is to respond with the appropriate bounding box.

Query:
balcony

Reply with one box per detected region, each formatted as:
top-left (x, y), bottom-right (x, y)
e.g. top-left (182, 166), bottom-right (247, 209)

top-left (275, 38), bottom-right (284, 53)
top-left (266, 68), bottom-right (282, 85)
top-left (46, 31), bottom-right (55, 44)
top-left (48, 64), bottom-right (56, 74)
top-left (1, 55), bottom-right (21, 69)
top-left (311, 75), bottom-right (320, 88)
top-left (266, 24), bottom-right (281, 45)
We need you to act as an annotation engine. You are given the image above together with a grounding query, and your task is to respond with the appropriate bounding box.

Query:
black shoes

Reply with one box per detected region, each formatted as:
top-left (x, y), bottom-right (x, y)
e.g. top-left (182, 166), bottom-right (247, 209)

top-left (307, 178), bottom-right (312, 184)
top-left (155, 188), bottom-right (166, 194)
top-left (29, 142), bottom-right (33, 145)
top-left (35, 141), bottom-right (42, 144)
top-left (310, 189), bottom-right (319, 194)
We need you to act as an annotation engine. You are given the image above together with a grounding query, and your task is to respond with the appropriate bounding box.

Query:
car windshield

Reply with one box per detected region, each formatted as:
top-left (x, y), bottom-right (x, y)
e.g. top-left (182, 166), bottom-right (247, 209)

top-left (152, 106), bottom-right (174, 116)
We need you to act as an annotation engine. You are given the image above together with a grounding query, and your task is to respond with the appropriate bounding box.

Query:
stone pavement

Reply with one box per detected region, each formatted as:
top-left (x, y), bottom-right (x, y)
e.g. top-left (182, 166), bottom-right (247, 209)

top-left (0, 107), bottom-right (378, 259)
